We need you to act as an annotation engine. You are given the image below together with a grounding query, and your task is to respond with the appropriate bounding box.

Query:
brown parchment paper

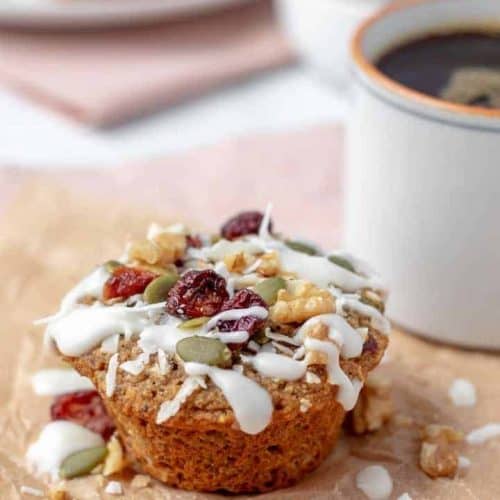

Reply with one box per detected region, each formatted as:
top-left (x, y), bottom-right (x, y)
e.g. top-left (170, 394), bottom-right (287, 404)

top-left (1, 181), bottom-right (499, 500)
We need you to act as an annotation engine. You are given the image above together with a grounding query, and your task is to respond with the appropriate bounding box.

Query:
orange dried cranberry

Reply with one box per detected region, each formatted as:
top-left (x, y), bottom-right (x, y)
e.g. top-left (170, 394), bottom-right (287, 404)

top-left (51, 390), bottom-right (115, 440)
top-left (220, 211), bottom-right (270, 240)
top-left (166, 269), bottom-right (229, 319)
top-left (218, 289), bottom-right (268, 343)
top-left (103, 266), bottom-right (157, 301)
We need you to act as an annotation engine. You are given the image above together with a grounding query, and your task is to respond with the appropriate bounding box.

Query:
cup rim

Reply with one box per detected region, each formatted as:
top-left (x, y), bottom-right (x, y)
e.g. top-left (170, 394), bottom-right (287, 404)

top-left (351, 0), bottom-right (500, 120)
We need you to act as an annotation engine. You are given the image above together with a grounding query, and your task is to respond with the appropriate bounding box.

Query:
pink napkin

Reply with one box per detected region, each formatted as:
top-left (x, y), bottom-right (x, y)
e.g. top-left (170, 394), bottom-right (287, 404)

top-left (0, 0), bottom-right (293, 127)
top-left (0, 125), bottom-right (344, 247)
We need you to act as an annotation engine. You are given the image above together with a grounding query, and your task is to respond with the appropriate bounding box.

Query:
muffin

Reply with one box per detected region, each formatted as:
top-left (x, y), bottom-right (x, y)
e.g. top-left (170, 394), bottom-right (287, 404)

top-left (43, 208), bottom-right (390, 493)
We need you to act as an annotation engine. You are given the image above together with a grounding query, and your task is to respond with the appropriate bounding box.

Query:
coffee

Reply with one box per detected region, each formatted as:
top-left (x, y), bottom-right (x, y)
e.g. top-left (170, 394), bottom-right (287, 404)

top-left (376, 32), bottom-right (500, 108)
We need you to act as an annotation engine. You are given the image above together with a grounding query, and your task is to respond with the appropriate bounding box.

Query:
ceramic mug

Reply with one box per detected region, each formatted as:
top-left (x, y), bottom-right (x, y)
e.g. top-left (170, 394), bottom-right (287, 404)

top-left (345, 0), bottom-right (500, 349)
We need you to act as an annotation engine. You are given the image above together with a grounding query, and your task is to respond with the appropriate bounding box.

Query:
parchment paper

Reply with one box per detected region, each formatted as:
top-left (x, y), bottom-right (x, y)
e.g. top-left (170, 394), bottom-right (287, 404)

top-left (0, 181), bottom-right (498, 499)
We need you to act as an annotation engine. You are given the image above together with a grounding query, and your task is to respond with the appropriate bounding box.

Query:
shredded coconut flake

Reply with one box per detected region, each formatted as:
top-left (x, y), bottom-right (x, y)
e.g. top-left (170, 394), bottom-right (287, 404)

top-left (101, 334), bottom-right (120, 354)
top-left (305, 371), bottom-right (321, 384)
top-left (20, 486), bottom-right (44, 497)
top-left (105, 480), bottom-right (123, 495)
top-left (120, 353), bottom-right (150, 376)
top-left (356, 465), bottom-right (393, 500)
top-left (156, 377), bottom-right (205, 424)
top-left (272, 341), bottom-right (295, 357)
top-left (466, 423), bottom-right (500, 445)
top-left (106, 353), bottom-right (119, 397)
top-left (448, 378), bottom-right (477, 407)
top-left (157, 348), bottom-right (169, 375)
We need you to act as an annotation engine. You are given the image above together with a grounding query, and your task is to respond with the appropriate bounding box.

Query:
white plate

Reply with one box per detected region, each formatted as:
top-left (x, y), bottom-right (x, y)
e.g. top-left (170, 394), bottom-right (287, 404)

top-left (0, 0), bottom-right (252, 28)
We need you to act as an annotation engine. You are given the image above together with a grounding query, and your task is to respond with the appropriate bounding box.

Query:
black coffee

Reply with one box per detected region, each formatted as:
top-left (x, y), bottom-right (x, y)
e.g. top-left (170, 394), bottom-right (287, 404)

top-left (376, 32), bottom-right (500, 108)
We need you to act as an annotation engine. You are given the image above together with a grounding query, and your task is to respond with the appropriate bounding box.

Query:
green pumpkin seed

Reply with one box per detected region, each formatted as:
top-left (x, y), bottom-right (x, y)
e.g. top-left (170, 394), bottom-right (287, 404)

top-left (144, 273), bottom-right (179, 304)
top-left (328, 255), bottom-right (356, 273)
top-left (285, 240), bottom-right (318, 256)
top-left (255, 277), bottom-right (287, 305)
top-left (176, 336), bottom-right (232, 368)
top-left (178, 317), bottom-right (210, 330)
top-left (59, 446), bottom-right (108, 479)
top-left (104, 260), bottom-right (122, 273)
top-left (360, 289), bottom-right (385, 313)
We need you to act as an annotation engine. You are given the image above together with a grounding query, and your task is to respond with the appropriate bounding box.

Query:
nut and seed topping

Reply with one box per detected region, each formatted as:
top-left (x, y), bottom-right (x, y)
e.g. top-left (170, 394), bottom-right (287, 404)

top-left (144, 273), bottom-right (179, 304)
top-left (176, 336), bottom-right (232, 368)
top-left (255, 277), bottom-right (287, 305)
top-left (59, 446), bottom-right (108, 479)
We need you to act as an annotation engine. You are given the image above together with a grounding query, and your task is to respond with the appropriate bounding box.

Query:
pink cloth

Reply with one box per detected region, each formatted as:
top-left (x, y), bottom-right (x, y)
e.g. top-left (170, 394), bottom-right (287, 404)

top-left (0, 1), bottom-right (293, 127)
top-left (0, 125), bottom-right (344, 247)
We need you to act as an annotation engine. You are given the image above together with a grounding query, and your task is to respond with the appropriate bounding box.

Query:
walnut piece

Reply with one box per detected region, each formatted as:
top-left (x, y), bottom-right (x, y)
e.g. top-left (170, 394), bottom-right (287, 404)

top-left (419, 425), bottom-right (463, 478)
top-left (128, 232), bottom-right (186, 267)
top-left (223, 252), bottom-right (256, 273)
top-left (48, 485), bottom-right (67, 500)
top-left (350, 373), bottom-right (394, 435)
top-left (130, 474), bottom-right (152, 489)
top-left (103, 434), bottom-right (127, 476)
top-left (257, 251), bottom-right (280, 277)
top-left (270, 280), bottom-right (334, 324)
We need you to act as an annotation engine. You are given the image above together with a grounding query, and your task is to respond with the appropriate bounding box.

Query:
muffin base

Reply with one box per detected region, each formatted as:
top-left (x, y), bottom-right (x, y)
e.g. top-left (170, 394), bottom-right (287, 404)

top-left (106, 395), bottom-right (345, 493)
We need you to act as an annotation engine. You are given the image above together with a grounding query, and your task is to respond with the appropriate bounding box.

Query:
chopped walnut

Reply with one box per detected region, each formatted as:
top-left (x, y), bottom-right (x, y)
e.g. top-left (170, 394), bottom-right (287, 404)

top-left (270, 280), bottom-right (334, 324)
top-left (257, 251), bottom-right (280, 277)
top-left (48, 485), bottom-right (67, 500)
top-left (103, 434), bottom-right (127, 476)
top-left (350, 374), bottom-right (394, 435)
top-left (131, 474), bottom-right (151, 489)
top-left (128, 232), bottom-right (186, 267)
top-left (223, 252), bottom-right (256, 273)
top-left (419, 425), bottom-right (463, 478)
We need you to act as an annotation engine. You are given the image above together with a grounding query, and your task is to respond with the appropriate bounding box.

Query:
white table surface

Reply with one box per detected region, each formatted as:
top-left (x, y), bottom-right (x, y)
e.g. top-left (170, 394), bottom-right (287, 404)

top-left (0, 65), bottom-right (348, 169)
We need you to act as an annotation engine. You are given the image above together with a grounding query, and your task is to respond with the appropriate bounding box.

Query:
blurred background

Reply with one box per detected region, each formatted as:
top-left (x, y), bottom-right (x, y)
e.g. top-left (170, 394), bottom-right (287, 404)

top-left (1, 0), bottom-right (384, 167)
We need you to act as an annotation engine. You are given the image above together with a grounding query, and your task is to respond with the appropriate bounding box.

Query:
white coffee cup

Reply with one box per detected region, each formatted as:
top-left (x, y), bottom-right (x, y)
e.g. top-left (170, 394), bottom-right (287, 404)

top-left (345, 0), bottom-right (500, 349)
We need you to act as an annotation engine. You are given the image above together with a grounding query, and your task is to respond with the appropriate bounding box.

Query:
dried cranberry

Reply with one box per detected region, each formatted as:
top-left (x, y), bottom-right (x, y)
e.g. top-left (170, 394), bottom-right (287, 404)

top-left (186, 234), bottom-right (203, 248)
top-left (218, 289), bottom-right (268, 343)
top-left (362, 335), bottom-right (378, 355)
top-left (51, 390), bottom-right (115, 440)
top-left (103, 266), bottom-right (157, 301)
top-left (220, 211), bottom-right (271, 240)
top-left (166, 269), bottom-right (229, 318)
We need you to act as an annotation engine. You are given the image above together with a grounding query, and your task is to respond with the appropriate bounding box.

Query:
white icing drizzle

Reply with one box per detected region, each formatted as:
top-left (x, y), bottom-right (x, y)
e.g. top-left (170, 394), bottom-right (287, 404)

top-left (303, 337), bottom-right (361, 411)
top-left (209, 330), bottom-right (249, 344)
top-left (466, 423), bottom-right (500, 444)
top-left (139, 321), bottom-right (191, 355)
top-left (295, 313), bottom-right (363, 359)
top-left (356, 465), bottom-right (393, 500)
top-left (336, 296), bottom-right (391, 335)
top-left (120, 352), bottom-right (150, 376)
top-left (106, 353), bottom-right (119, 397)
top-left (205, 306), bottom-right (268, 331)
top-left (26, 421), bottom-right (104, 481)
top-left (272, 342), bottom-right (295, 356)
top-left (101, 334), bottom-right (120, 354)
top-left (448, 378), bottom-right (477, 407)
top-left (156, 376), bottom-right (206, 424)
top-left (31, 369), bottom-right (94, 396)
top-left (45, 306), bottom-right (152, 357)
top-left (258, 202), bottom-right (273, 240)
top-left (184, 362), bottom-right (273, 434)
top-left (246, 352), bottom-right (307, 381)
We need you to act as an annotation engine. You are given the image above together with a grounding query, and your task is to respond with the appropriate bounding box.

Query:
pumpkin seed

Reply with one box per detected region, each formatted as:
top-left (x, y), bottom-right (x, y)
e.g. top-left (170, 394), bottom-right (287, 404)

top-left (144, 273), bottom-right (178, 304)
top-left (59, 446), bottom-right (108, 479)
top-left (255, 277), bottom-right (286, 305)
top-left (285, 240), bottom-right (318, 256)
top-left (176, 336), bottom-right (232, 368)
top-left (104, 260), bottom-right (122, 273)
top-left (360, 289), bottom-right (385, 313)
top-left (328, 255), bottom-right (356, 273)
top-left (178, 317), bottom-right (210, 330)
